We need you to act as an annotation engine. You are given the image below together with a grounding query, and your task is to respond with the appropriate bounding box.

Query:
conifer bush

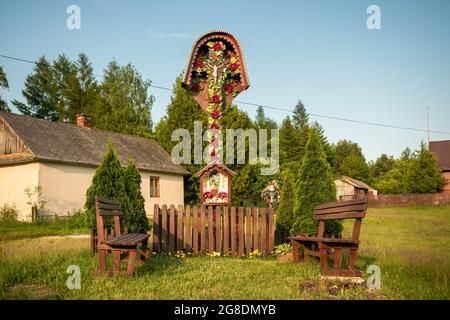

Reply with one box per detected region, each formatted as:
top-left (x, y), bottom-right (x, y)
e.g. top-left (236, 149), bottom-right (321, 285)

top-left (291, 129), bottom-right (342, 236)
top-left (84, 141), bottom-right (149, 233)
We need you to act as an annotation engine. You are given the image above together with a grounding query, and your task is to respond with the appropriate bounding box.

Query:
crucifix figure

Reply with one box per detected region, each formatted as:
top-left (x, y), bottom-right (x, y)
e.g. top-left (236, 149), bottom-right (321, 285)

top-left (205, 59), bottom-right (225, 84)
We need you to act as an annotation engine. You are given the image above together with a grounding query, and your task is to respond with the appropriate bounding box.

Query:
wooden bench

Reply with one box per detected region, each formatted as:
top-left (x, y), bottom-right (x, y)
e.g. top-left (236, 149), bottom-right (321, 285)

top-left (289, 198), bottom-right (368, 277)
top-left (95, 196), bottom-right (149, 276)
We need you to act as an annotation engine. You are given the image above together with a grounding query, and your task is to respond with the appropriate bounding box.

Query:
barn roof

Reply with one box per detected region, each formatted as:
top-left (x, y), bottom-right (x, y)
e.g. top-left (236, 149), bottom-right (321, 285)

top-left (0, 111), bottom-right (189, 175)
top-left (429, 140), bottom-right (450, 170)
top-left (336, 175), bottom-right (375, 191)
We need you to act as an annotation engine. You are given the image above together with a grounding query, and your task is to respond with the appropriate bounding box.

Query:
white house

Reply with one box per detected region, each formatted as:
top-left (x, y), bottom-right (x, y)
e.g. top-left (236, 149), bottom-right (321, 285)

top-left (0, 112), bottom-right (189, 220)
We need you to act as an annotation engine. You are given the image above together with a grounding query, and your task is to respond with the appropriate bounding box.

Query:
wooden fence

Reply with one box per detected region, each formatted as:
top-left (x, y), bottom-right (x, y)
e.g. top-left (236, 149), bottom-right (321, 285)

top-left (367, 193), bottom-right (450, 207)
top-left (152, 205), bottom-right (274, 255)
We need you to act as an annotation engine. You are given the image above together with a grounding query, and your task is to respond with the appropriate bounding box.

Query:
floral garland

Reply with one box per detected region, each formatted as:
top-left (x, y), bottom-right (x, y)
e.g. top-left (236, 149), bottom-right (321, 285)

top-left (191, 40), bottom-right (241, 163)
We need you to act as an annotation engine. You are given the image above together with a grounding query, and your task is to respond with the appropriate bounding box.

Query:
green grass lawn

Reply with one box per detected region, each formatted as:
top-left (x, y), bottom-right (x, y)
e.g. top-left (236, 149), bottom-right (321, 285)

top-left (0, 206), bottom-right (449, 300)
top-left (0, 213), bottom-right (89, 241)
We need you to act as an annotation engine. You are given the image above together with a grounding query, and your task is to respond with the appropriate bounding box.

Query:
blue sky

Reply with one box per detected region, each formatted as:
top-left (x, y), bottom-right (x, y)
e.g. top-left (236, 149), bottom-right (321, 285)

top-left (1, 0), bottom-right (449, 161)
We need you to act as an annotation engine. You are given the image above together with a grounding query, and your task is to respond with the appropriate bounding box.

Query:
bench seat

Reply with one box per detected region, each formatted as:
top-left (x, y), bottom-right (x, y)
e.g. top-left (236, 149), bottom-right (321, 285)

top-left (103, 233), bottom-right (149, 246)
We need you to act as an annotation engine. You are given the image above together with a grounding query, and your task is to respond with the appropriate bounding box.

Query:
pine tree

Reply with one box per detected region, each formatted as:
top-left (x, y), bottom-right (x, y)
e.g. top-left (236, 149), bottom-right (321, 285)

top-left (276, 169), bottom-right (295, 235)
top-left (406, 142), bottom-right (444, 193)
top-left (84, 141), bottom-right (127, 230)
top-left (292, 100), bottom-right (310, 165)
top-left (12, 56), bottom-right (59, 120)
top-left (254, 106), bottom-right (277, 129)
top-left (311, 121), bottom-right (337, 174)
top-left (122, 160), bottom-right (149, 232)
top-left (0, 66), bottom-right (10, 112)
top-left (291, 128), bottom-right (342, 236)
top-left (279, 116), bottom-right (300, 171)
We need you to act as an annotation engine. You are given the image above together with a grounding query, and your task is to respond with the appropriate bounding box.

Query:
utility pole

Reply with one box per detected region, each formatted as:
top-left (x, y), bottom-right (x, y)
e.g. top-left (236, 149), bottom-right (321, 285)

top-left (426, 106), bottom-right (430, 146)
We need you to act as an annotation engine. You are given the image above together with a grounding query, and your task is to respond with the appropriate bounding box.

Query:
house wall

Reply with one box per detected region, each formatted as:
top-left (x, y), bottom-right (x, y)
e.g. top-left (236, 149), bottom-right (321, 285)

top-left (37, 162), bottom-right (184, 218)
top-left (0, 162), bottom-right (40, 220)
top-left (441, 171), bottom-right (450, 194)
top-left (334, 179), bottom-right (355, 200)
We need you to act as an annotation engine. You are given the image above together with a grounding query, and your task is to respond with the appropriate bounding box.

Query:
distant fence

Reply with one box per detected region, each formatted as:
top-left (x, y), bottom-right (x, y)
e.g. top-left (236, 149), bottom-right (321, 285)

top-left (152, 205), bottom-right (274, 255)
top-left (367, 193), bottom-right (450, 207)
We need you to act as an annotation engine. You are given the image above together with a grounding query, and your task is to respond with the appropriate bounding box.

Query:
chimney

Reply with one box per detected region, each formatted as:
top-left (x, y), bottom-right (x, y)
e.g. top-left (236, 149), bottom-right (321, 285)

top-left (76, 114), bottom-right (91, 128)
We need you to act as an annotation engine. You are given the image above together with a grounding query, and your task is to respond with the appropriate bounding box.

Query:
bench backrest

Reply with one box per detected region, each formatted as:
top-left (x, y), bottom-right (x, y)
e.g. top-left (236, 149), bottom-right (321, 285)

top-left (314, 198), bottom-right (368, 240)
top-left (95, 196), bottom-right (123, 243)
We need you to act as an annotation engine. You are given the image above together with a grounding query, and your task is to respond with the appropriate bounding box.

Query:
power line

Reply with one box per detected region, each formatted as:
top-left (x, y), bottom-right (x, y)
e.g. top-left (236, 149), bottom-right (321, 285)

top-left (1, 53), bottom-right (450, 135)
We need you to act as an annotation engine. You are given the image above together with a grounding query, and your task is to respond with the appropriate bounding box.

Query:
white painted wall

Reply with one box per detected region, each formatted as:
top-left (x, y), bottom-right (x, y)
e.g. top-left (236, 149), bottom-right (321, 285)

top-left (0, 162), bottom-right (40, 220)
top-left (39, 162), bottom-right (185, 217)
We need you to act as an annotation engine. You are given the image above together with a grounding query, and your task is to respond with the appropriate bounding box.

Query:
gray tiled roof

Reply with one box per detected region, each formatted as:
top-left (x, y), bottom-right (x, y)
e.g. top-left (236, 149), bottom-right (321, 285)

top-left (0, 111), bottom-right (189, 175)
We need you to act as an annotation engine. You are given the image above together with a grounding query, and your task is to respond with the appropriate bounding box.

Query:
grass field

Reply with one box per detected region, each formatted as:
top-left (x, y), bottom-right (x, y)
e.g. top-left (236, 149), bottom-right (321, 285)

top-left (0, 206), bottom-right (449, 300)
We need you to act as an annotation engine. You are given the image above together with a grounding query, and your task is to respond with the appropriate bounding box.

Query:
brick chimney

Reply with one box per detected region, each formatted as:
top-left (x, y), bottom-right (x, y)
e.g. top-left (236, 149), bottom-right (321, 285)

top-left (76, 114), bottom-right (91, 128)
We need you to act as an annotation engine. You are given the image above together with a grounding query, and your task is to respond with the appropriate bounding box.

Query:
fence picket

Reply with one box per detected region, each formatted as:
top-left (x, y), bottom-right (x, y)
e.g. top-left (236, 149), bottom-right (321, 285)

top-left (223, 207), bottom-right (229, 255)
top-left (215, 207), bottom-right (222, 253)
top-left (245, 208), bottom-right (252, 254)
top-left (153, 204), bottom-right (160, 252)
top-left (169, 205), bottom-right (176, 253)
top-left (200, 206), bottom-right (206, 254)
top-left (231, 207), bottom-right (237, 256)
top-left (238, 207), bottom-right (244, 255)
top-left (185, 206), bottom-right (191, 252)
top-left (261, 208), bottom-right (267, 254)
top-left (161, 205), bottom-right (168, 252)
top-left (193, 206), bottom-right (198, 254)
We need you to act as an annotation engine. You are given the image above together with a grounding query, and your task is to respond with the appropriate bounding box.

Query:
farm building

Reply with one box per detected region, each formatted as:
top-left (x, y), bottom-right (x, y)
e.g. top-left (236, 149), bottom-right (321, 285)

top-left (334, 175), bottom-right (377, 201)
top-left (0, 112), bottom-right (189, 220)
top-left (429, 140), bottom-right (450, 194)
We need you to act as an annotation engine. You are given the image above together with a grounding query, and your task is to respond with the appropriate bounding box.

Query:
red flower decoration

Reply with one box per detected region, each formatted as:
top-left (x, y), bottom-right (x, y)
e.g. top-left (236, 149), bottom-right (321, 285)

top-left (218, 191), bottom-right (228, 199)
top-left (229, 63), bottom-right (238, 71)
top-left (212, 95), bottom-right (220, 103)
top-left (213, 42), bottom-right (222, 51)
top-left (211, 109), bottom-right (220, 119)
top-left (194, 58), bottom-right (203, 68)
top-left (225, 83), bottom-right (233, 94)
top-left (192, 83), bottom-right (200, 92)
top-left (210, 123), bottom-right (219, 130)
top-left (210, 149), bottom-right (217, 160)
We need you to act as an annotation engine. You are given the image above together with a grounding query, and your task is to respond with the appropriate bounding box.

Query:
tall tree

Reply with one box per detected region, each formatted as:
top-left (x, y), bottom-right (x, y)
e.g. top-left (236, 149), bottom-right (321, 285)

top-left (291, 128), bottom-right (342, 236)
top-left (279, 116), bottom-right (300, 171)
top-left (122, 159), bottom-right (150, 232)
top-left (12, 56), bottom-right (59, 120)
top-left (406, 142), bottom-right (444, 193)
top-left (276, 168), bottom-right (295, 235)
top-left (292, 100), bottom-right (311, 165)
top-left (311, 121), bottom-right (337, 174)
top-left (334, 139), bottom-right (369, 181)
top-left (98, 60), bottom-right (153, 136)
top-left (369, 154), bottom-right (396, 179)
top-left (0, 66), bottom-right (10, 112)
top-left (84, 141), bottom-right (127, 230)
top-left (254, 106), bottom-right (277, 129)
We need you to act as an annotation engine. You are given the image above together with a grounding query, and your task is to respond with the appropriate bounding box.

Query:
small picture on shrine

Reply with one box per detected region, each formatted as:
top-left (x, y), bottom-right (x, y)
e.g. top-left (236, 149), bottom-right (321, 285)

top-left (196, 162), bottom-right (235, 206)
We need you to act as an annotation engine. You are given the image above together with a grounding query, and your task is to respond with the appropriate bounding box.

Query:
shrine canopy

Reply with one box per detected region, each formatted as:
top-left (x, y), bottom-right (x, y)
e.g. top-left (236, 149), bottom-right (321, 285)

top-left (195, 161), bottom-right (236, 206)
top-left (182, 30), bottom-right (250, 112)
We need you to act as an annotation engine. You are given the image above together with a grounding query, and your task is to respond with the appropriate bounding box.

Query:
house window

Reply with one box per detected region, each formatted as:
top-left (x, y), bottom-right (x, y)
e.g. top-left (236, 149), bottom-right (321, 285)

top-left (150, 176), bottom-right (160, 197)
